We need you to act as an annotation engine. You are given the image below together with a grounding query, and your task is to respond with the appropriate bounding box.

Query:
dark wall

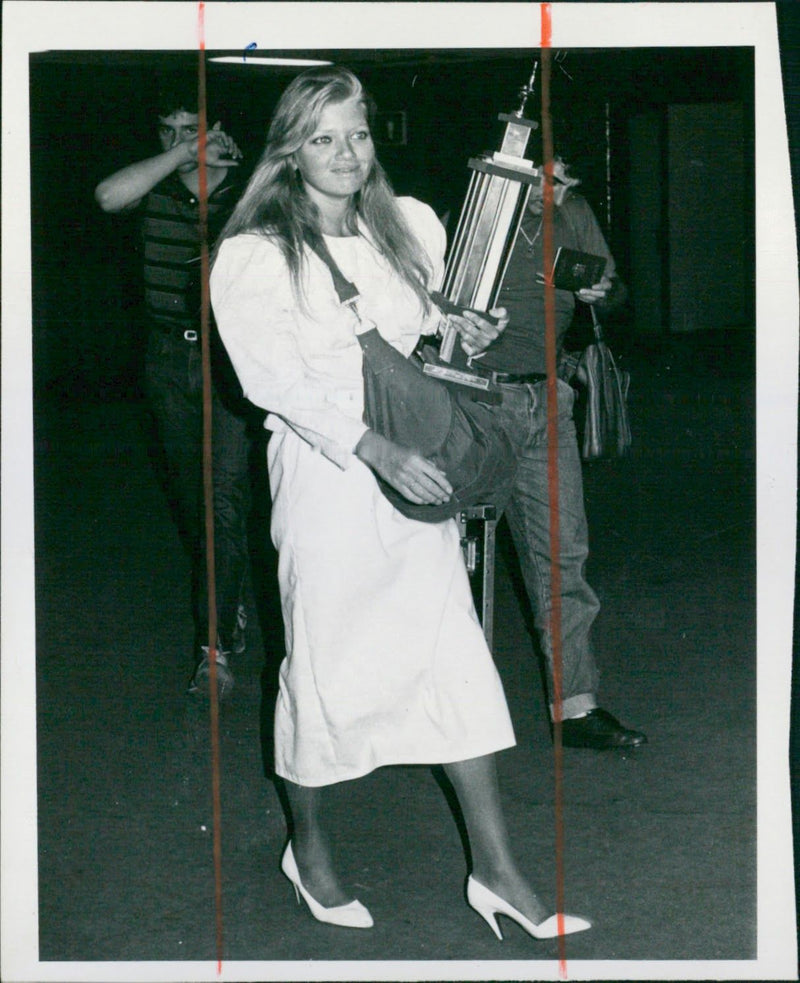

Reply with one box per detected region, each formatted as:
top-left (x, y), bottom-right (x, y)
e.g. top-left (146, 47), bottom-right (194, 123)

top-left (29, 47), bottom-right (754, 398)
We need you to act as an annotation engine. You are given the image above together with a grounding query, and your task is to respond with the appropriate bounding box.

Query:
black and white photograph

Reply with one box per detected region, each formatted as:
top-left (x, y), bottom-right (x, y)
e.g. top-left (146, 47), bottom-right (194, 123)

top-left (2, 3), bottom-right (798, 981)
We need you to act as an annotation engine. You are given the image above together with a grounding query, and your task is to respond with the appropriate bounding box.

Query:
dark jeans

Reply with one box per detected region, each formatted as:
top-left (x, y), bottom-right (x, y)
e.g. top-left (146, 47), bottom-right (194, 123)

top-left (493, 378), bottom-right (601, 719)
top-left (144, 327), bottom-right (253, 653)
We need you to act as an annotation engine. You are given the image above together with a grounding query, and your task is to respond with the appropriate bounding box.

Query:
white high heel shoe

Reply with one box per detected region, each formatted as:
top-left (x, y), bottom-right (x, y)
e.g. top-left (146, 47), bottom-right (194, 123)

top-left (281, 842), bottom-right (373, 929)
top-left (467, 876), bottom-right (591, 940)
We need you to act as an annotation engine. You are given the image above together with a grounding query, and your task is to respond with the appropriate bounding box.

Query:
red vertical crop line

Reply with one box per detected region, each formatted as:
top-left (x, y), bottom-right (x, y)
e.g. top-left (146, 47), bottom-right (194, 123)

top-left (540, 4), bottom-right (568, 977)
top-left (196, 2), bottom-right (225, 972)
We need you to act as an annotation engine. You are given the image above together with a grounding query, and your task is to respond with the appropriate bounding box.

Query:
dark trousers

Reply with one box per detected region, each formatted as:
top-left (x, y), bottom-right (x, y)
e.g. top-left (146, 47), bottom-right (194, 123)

top-left (144, 327), bottom-right (254, 653)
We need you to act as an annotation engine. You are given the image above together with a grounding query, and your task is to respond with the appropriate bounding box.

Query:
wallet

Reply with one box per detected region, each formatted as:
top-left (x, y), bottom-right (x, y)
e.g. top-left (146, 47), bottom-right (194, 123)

top-left (540, 248), bottom-right (607, 291)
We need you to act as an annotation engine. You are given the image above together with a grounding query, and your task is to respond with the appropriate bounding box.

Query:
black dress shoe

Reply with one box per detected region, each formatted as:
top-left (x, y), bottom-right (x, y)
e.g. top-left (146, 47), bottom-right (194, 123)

top-left (560, 708), bottom-right (647, 749)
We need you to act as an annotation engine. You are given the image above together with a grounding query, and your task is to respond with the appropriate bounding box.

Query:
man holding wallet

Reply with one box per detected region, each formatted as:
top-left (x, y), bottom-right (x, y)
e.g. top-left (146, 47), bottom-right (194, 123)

top-left (455, 157), bottom-right (647, 750)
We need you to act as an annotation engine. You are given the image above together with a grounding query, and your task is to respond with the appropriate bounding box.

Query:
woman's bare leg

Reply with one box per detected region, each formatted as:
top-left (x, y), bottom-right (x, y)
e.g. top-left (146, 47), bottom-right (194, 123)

top-left (282, 779), bottom-right (353, 907)
top-left (443, 753), bottom-right (550, 924)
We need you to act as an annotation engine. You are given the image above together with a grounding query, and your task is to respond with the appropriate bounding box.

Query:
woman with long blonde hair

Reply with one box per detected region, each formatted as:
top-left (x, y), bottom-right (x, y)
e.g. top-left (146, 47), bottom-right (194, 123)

top-left (211, 65), bottom-right (590, 941)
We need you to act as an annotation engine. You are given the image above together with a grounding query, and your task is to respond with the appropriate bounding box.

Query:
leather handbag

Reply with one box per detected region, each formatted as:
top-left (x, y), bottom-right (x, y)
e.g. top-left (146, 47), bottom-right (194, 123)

top-left (578, 308), bottom-right (632, 461)
top-left (357, 327), bottom-right (517, 521)
top-left (307, 234), bottom-right (517, 522)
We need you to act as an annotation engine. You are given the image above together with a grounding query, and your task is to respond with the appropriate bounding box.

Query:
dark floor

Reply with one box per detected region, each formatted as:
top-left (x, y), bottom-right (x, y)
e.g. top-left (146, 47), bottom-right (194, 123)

top-left (28, 330), bottom-right (788, 976)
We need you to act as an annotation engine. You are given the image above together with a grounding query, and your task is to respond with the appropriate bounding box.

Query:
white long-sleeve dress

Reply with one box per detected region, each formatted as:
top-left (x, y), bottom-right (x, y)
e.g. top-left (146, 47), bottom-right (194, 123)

top-left (210, 197), bottom-right (515, 787)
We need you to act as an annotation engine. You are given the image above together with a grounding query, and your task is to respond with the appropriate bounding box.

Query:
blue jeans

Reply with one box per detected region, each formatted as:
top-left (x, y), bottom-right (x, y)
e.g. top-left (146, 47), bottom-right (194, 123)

top-left (493, 378), bottom-right (600, 720)
top-left (144, 327), bottom-right (254, 653)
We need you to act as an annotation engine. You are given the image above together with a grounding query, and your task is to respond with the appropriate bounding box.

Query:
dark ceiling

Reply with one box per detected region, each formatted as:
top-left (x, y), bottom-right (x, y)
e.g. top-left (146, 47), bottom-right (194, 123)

top-left (30, 46), bottom-right (753, 103)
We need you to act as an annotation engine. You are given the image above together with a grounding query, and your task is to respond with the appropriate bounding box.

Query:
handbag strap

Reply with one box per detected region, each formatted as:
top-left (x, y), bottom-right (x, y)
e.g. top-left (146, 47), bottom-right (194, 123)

top-left (305, 231), bottom-right (361, 307)
top-left (307, 231), bottom-right (495, 332)
top-left (589, 305), bottom-right (605, 343)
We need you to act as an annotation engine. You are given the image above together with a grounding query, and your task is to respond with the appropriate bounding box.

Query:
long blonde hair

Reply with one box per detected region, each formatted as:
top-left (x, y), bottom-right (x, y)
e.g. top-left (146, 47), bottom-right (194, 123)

top-left (215, 66), bottom-right (433, 311)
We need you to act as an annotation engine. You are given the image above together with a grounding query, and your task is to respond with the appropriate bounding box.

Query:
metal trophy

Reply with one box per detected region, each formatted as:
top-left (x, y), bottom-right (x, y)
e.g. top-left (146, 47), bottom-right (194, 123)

top-left (430, 63), bottom-right (542, 366)
top-left (427, 64), bottom-right (543, 648)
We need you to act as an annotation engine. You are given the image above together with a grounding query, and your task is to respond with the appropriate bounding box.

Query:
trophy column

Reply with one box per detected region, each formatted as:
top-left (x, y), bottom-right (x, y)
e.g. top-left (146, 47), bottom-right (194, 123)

top-left (442, 67), bottom-right (542, 646)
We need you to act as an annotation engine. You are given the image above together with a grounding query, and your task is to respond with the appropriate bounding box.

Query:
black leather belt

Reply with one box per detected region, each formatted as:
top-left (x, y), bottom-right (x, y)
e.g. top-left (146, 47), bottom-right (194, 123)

top-left (151, 322), bottom-right (199, 342)
top-left (484, 370), bottom-right (547, 386)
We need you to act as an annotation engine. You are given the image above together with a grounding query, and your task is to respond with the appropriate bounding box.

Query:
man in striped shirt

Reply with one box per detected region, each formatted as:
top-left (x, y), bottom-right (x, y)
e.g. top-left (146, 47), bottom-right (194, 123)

top-left (95, 79), bottom-right (253, 700)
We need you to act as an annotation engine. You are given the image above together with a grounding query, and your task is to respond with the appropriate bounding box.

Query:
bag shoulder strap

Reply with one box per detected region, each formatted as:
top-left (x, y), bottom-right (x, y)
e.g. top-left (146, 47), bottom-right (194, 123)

top-left (589, 305), bottom-right (605, 343)
top-left (305, 232), bottom-right (360, 306)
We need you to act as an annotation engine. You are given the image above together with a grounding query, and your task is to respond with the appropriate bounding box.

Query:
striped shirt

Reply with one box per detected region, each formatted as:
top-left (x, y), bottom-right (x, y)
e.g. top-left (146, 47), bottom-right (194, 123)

top-left (141, 173), bottom-right (240, 330)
